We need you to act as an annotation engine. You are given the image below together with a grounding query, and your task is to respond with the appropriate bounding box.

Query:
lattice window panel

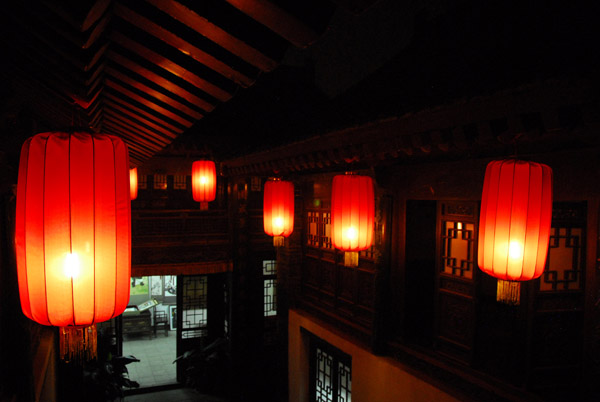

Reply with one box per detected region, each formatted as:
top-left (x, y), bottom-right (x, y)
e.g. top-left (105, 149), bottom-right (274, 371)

top-left (181, 276), bottom-right (208, 339)
top-left (311, 341), bottom-right (352, 402)
top-left (540, 227), bottom-right (583, 291)
top-left (263, 260), bottom-right (277, 317)
top-left (223, 279), bottom-right (229, 338)
top-left (308, 211), bottom-right (320, 247)
top-left (173, 174), bottom-right (187, 190)
top-left (337, 361), bottom-right (352, 402)
top-left (153, 174), bottom-right (168, 190)
top-left (322, 212), bottom-right (332, 249)
top-left (441, 221), bottom-right (475, 279)
top-left (316, 347), bottom-right (334, 402)
top-left (138, 174), bottom-right (147, 190)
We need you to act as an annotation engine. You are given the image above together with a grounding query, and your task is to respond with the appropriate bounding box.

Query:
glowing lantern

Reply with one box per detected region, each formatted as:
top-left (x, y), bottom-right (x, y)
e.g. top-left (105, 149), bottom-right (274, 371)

top-left (478, 159), bottom-right (553, 304)
top-left (263, 179), bottom-right (294, 247)
top-left (331, 173), bottom-right (374, 266)
top-left (130, 167), bottom-right (138, 200)
top-left (15, 132), bottom-right (131, 360)
top-left (192, 160), bottom-right (216, 210)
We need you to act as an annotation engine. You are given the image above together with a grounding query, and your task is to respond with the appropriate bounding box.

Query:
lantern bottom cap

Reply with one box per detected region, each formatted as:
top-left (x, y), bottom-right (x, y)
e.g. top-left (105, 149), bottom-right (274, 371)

top-left (273, 236), bottom-right (285, 247)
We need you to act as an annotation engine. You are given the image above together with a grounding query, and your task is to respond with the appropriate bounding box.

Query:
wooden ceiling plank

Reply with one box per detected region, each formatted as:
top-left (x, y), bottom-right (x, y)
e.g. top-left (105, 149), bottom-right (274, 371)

top-left (104, 100), bottom-right (181, 140)
top-left (107, 50), bottom-right (216, 113)
top-left (111, 31), bottom-right (232, 102)
top-left (105, 78), bottom-right (194, 128)
top-left (101, 127), bottom-right (156, 157)
top-left (104, 92), bottom-right (185, 133)
top-left (103, 120), bottom-right (165, 154)
top-left (144, 0), bottom-right (278, 72)
top-left (113, 3), bottom-right (256, 86)
top-left (106, 66), bottom-right (204, 121)
top-left (103, 115), bottom-right (173, 150)
top-left (224, 0), bottom-right (318, 48)
top-left (104, 108), bottom-right (176, 144)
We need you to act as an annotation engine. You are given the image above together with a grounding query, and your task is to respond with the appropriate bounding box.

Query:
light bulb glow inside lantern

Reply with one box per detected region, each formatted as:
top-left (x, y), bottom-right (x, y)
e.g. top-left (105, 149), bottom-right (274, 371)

top-left (200, 176), bottom-right (207, 185)
top-left (273, 216), bottom-right (284, 231)
top-left (64, 252), bottom-right (81, 279)
top-left (345, 226), bottom-right (358, 243)
top-left (508, 241), bottom-right (524, 260)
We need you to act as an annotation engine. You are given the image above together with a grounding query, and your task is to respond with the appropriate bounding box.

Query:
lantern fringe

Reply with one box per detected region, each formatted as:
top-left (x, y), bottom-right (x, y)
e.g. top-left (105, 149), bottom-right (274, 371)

top-left (200, 202), bottom-right (209, 210)
top-left (60, 325), bottom-right (98, 363)
top-left (496, 279), bottom-right (521, 305)
top-left (344, 252), bottom-right (359, 267)
top-left (273, 236), bottom-right (285, 247)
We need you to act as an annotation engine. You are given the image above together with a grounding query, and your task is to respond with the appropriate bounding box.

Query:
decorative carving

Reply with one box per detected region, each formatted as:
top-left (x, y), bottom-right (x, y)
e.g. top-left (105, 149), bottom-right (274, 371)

top-left (438, 294), bottom-right (473, 345)
top-left (443, 203), bottom-right (475, 218)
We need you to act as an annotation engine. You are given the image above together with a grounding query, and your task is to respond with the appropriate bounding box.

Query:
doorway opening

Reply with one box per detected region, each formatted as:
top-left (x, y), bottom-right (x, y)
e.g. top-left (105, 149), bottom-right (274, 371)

top-left (122, 275), bottom-right (178, 388)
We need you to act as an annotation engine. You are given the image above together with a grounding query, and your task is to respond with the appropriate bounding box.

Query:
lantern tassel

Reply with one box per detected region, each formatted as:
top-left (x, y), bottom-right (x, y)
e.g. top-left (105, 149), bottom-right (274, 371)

top-left (344, 252), bottom-right (359, 267)
top-left (200, 202), bottom-right (209, 210)
top-left (496, 279), bottom-right (521, 305)
top-left (59, 325), bottom-right (98, 363)
top-left (273, 236), bottom-right (285, 247)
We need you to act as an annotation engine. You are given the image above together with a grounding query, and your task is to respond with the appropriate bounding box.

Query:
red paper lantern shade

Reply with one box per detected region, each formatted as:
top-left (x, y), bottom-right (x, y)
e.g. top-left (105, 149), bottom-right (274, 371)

top-left (331, 174), bottom-right (374, 266)
top-left (192, 160), bottom-right (216, 209)
top-left (14, 132), bottom-right (131, 328)
top-left (130, 167), bottom-right (138, 200)
top-left (263, 179), bottom-right (294, 246)
top-left (478, 159), bottom-right (553, 281)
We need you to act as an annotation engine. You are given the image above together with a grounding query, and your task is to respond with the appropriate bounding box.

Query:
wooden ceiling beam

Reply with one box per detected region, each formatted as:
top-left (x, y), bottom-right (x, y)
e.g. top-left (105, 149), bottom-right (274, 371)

top-left (105, 78), bottom-right (194, 128)
top-left (105, 67), bottom-right (204, 121)
top-left (110, 31), bottom-right (232, 102)
top-left (107, 50), bottom-right (216, 113)
top-left (104, 92), bottom-right (185, 134)
top-left (104, 100), bottom-right (180, 140)
top-left (103, 108), bottom-right (175, 144)
top-left (103, 114), bottom-right (174, 151)
top-left (101, 126), bottom-right (157, 158)
top-left (103, 119), bottom-right (166, 154)
top-left (143, 0), bottom-right (278, 73)
top-left (224, 0), bottom-right (318, 48)
top-left (113, 3), bottom-right (256, 87)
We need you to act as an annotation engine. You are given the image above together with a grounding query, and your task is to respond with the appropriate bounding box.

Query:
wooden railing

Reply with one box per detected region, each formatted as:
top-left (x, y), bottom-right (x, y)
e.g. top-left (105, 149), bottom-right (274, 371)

top-left (131, 209), bottom-right (231, 266)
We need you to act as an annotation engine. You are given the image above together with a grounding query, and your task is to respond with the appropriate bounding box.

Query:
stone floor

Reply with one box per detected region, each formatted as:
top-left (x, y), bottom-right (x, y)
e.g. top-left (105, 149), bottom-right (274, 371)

top-left (122, 330), bottom-right (178, 388)
top-left (124, 388), bottom-right (228, 402)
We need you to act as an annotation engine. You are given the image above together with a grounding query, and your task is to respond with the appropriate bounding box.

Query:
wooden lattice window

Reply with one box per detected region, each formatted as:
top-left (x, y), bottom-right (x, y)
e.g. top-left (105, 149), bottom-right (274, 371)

top-left (307, 210), bottom-right (332, 250)
top-left (263, 260), bottom-right (277, 317)
top-left (441, 220), bottom-right (475, 279)
top-left (173, 174), bottom-right (187, 190)
top-left (309, 335), bottom-right (352, 402)
top-left (153, 174), bottom-right (167, 190)
top-left (138, 174), bottom-right (147, 190)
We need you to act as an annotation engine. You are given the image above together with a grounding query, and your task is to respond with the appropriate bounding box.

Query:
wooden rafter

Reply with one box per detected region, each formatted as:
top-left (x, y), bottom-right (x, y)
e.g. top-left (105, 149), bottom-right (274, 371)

top-left (113, 3), bottom-right (256, 87)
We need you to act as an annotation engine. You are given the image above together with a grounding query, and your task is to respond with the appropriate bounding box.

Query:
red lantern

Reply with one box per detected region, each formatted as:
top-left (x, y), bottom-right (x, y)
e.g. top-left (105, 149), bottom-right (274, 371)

top-left (192, 160), bottom-right (216, 210)
top-left (331, 173), bottom-right (374, 266)
top-left (130, 167), bottom-right (138, 200)
top-left (478, 159), bottom-right (553, 303)
top-left (15, 132), bottom-right (131, 359)
top-left (263, 179), bottom-right (294, 247)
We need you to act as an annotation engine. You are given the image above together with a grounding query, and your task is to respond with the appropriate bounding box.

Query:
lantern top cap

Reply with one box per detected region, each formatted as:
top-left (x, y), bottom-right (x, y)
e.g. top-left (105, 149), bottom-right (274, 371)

top-left (488, 158), bottom-right (552, 170)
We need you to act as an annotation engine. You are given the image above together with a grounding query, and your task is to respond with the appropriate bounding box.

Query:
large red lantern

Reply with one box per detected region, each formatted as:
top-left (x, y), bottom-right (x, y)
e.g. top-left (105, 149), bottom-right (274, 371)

top-left (192, 160), bottom-right (216, 210)
top-left (331, 173), bottom-right (374, 266)
top-left (130, 167), bottom-right (138, 200)
top-left (15, 132), bottom-right (131, 360)
top-left (478, 159), bottom-right (553, 303)
top-left (263, 179), bottom-right (294, 247)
